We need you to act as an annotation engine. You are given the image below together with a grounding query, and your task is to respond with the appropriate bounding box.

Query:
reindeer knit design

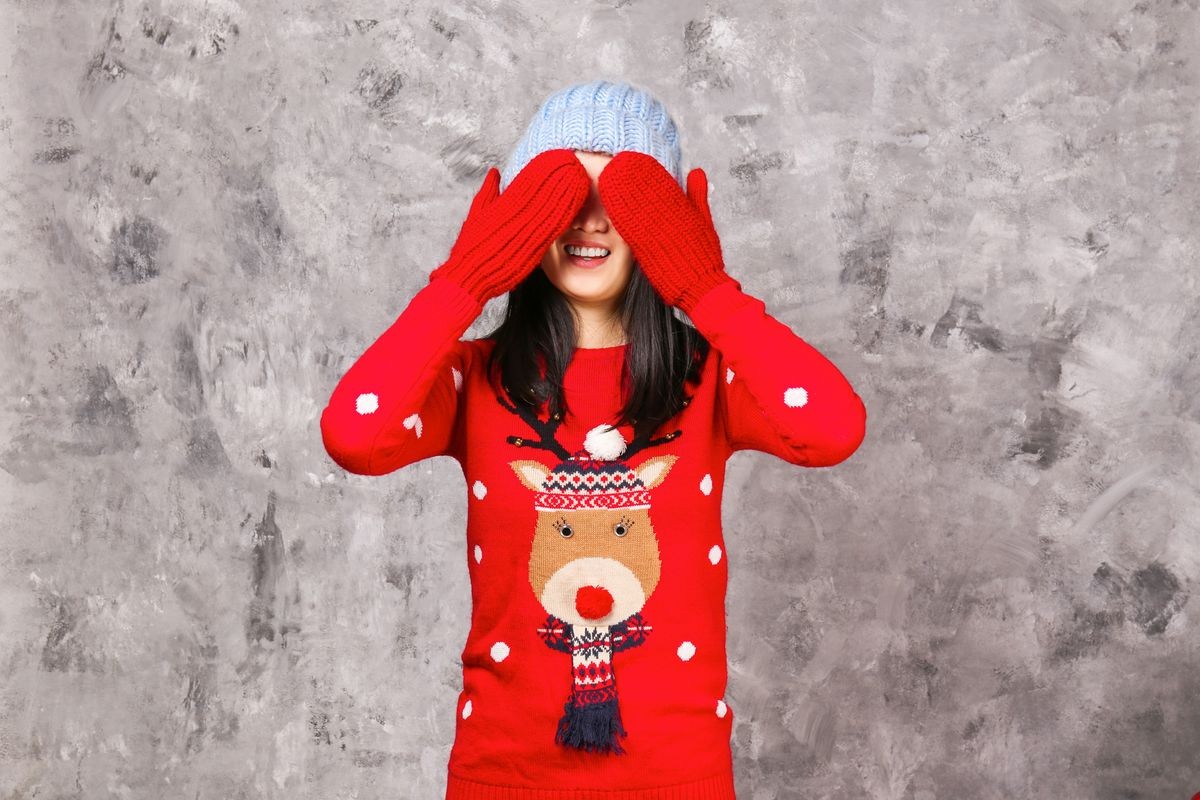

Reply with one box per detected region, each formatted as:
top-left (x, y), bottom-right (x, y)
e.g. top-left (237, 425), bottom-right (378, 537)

top-left (514, 428), bottom-right (675, 755)
top-left (319, 274), bottom-right (868, 799)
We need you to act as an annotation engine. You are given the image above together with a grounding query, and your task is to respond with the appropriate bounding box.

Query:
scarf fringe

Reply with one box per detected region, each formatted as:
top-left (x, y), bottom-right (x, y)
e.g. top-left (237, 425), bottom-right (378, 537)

top-left (555, 695), bottom-right (628, 755)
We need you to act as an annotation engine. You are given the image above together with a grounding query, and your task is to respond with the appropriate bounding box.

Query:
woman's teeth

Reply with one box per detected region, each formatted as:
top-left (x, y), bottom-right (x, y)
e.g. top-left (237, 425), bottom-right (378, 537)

top-left (565, 245), bottom-right (610, 258)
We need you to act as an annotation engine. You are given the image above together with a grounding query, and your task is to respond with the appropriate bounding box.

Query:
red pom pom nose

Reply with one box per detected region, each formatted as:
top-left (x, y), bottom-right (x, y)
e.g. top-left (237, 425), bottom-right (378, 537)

top-left (575, 585), bottom-right (614, 620)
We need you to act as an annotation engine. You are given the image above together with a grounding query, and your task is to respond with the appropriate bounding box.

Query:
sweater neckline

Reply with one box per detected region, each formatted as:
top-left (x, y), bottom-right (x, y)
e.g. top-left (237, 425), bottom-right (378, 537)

top-left (571, 342), bottom-right (629, 361)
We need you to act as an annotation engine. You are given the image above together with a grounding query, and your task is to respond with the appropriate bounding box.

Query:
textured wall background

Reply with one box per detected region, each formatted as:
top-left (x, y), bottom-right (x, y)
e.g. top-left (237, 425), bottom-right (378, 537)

top-left (2, 0), bottom-right (1198, 797)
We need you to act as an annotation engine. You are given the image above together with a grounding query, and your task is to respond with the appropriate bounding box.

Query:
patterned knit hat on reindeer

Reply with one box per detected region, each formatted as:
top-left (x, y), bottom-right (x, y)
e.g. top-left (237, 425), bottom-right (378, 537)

top-left (532, 424), bottom-right (649, 512)
top-left (499, 80), bottom-right (685, 193)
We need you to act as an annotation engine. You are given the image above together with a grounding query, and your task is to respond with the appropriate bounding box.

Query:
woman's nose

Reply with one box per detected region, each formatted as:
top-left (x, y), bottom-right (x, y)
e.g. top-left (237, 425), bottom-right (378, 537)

top-left (572, 185), bottom-right (609, 230)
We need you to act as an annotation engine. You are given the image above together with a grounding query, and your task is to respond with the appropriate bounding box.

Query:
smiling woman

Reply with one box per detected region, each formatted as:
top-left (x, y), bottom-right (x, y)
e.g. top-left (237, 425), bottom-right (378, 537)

top-left (536, 149), bottom-right (637, 335)
top-left (319, 79), bottom-right (867, 800)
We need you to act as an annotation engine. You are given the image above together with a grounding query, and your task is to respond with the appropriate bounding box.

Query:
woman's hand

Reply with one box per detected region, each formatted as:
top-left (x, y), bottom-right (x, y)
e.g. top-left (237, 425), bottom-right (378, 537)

top-left (597, 151), bottom-right (738, 314)
top-left (431, 148), bottom-right (591, 304)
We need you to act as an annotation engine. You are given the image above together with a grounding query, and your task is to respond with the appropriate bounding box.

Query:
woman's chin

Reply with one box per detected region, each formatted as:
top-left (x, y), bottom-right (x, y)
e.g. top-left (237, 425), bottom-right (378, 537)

top-left (544, 266), bottom-right (609, 295)
top-left (559, 277), bottom-right (615, 301)
top-left (542, 255), bottom-right (633, 300)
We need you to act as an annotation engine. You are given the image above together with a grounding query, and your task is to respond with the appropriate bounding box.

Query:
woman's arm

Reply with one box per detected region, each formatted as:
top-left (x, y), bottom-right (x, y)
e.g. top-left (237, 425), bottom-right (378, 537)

top-left (319, 276), bottom-right (481, 475)
top-left (596, 151), bottom-right (866, 468)
top-left (320, 149), bottom-right (590, 477)
top-left (686, 280), bottom-right (867, 467)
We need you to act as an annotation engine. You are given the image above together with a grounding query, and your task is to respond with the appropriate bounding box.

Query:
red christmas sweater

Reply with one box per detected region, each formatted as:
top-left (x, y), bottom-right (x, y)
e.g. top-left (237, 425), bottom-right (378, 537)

top-left (320, 275), bottom-right (867, 799)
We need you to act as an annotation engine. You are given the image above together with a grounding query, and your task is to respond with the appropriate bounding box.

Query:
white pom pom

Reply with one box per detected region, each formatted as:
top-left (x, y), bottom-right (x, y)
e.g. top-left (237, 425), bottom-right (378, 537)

top-left (582, 424), bottom-right (627, 461)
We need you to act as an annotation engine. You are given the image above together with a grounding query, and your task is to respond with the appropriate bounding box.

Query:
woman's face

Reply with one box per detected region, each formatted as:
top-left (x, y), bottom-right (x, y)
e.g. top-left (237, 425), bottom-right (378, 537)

top-left (539, 150), bottom-right (635, 304)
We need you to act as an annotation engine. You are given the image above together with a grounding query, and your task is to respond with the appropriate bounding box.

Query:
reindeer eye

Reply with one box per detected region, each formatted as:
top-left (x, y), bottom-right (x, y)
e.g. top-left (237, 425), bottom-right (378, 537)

top-left (613, 516), bottom-right (634, 537)
top-left (554, 519), bottom-right (574, 538)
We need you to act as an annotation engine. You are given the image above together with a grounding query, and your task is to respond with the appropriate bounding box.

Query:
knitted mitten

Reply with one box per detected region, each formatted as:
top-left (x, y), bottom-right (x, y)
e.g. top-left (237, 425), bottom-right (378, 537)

top-left (596, 150), bottom-right (739, 314)
top-left (431, 148), bottom-right (591, 305)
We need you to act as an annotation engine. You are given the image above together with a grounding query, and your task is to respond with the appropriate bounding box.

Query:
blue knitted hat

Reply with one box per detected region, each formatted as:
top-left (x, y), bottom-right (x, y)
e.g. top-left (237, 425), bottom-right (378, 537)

top-left (499, 80), bottom-right (684, 193)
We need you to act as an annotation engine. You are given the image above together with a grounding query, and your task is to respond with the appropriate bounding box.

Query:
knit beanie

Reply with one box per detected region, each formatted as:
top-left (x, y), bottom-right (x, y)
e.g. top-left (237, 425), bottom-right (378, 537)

top-left (499, 80), bottom-right (684, 193)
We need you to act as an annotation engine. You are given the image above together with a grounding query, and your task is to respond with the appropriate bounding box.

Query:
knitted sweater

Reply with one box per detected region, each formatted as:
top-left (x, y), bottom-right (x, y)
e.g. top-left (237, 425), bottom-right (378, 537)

top-left (320, 275), bottom-right (867, 799)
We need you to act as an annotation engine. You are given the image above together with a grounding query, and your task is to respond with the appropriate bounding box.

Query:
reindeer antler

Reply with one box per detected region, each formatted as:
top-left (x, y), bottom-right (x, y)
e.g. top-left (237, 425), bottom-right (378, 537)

top-left (496, 392), bottom-right (572, 460)
top-left (620, 424), bottom-right (683, 460)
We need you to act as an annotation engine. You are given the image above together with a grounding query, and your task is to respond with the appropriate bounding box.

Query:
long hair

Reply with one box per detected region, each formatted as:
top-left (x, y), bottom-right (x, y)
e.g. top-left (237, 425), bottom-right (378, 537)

top-left (482, 265), bottom-right (710, 443)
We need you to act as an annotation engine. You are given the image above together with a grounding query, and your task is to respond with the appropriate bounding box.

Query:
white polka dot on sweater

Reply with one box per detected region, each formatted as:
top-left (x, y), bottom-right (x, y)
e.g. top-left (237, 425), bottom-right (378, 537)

top-left (491, 642), bottom-right (510, 662)
top-left (716, 699), bottom-right (728, 718)
top-left (725, 367), bottom-right (735, 384)
top-left (402, 412), bottom-right (423, 438)
top-left (462, 699), bottom-right (473, 719)
top-left (677, 641), bottom-right (696, 661)
top-left (784, 387), bottom-right (808, 408)
top-left (708, 545), bottom-right (722, 565)
top-left (472, 480), bottom-right (487, 500)
top-left (473, 545), bottom-right (483, 564)
top-left (452, 366), bottom-right (463, 392)
top-left (699, 474), bottom-right (713, 495)
top-left (356, 393), bottom-right (379, 414)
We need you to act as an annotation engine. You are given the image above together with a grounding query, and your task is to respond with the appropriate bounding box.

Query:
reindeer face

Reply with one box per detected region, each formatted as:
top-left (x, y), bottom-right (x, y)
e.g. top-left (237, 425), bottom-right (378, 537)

top-left (510, 454), bottom-right (677, 628)
top-left (529, 508), bottom-right (659, 627)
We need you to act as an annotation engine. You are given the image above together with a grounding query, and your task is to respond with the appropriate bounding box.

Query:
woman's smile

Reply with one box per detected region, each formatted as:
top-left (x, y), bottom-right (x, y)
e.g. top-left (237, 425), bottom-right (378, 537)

top-left (563, 239), bottom-right (612, 269)
top-left (538, 150), bottom-right (636, 310)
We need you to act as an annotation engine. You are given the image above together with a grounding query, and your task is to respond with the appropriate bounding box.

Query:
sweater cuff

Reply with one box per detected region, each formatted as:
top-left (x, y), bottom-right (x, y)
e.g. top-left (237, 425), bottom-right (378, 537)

top-left (425, 274), bottom-right (487, 334)
top-left (682, 277), bottom-right (758, 337)
top-left (678, 269), bottom-right (739, 313)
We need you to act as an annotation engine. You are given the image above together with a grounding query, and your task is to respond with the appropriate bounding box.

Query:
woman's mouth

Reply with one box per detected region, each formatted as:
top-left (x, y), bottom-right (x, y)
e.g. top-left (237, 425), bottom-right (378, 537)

top-left (564, 244), bottom-right (610, 269)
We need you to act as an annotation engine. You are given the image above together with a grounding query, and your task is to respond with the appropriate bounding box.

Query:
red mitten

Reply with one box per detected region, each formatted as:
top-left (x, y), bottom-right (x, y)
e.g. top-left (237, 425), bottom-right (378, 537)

top-left (597, 150), bottom-right (739, 314)
top-left (431, 148), bottom-right (590, 304)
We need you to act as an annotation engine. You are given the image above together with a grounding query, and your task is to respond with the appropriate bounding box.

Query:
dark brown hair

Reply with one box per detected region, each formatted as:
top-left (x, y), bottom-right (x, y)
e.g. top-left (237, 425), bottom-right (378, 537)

top-left (482, 266), bottom-right (709, 442)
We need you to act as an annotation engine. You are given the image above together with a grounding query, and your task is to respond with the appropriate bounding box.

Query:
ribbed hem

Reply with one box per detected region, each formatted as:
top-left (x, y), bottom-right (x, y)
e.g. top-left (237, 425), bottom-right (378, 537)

top-left (682, 279), bottom-right (753, 338)
top-left (571, 342), bottom-right (629, 358)
top-left (446, 769), bottom-right (735, 799)
top-left (424, 275), bottom-right (487, 333)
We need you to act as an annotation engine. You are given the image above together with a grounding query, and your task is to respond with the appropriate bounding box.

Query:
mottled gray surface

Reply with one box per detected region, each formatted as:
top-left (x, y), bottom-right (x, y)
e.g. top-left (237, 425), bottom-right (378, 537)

top-left (2, 0), bottom-right (1198, 797)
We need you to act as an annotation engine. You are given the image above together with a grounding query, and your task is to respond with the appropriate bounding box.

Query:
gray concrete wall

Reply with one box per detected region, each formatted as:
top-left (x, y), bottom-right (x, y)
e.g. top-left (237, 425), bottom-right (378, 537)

top-left (2, 0), bottom-right (1197, 797)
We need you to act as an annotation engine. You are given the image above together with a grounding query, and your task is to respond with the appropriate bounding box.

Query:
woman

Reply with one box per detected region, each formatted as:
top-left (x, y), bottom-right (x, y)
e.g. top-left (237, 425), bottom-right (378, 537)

top-left (320, 80), bottom-right (867, 799)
